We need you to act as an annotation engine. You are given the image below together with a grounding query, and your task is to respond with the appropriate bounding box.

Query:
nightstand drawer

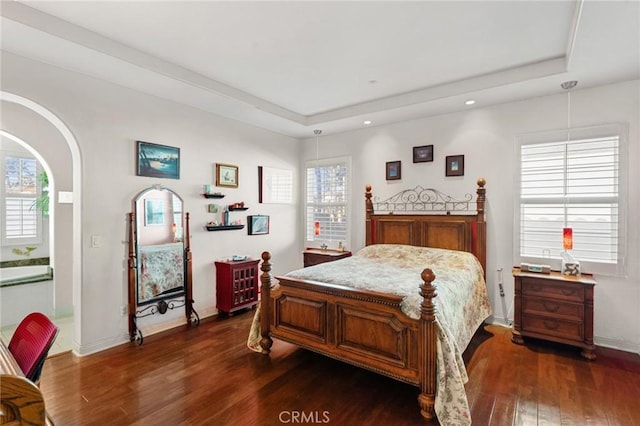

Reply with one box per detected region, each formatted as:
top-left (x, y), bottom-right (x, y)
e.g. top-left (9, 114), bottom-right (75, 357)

top-left (521, 279), bottom-right (584, 302)
top-left (522, 315), bottom-right (583, 342)
top-left (522, 297), bottom-right (584, 321)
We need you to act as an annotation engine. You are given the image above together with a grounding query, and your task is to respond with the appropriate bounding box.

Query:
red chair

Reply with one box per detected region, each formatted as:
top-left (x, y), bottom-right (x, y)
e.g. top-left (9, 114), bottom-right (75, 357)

top-left (8, 312), bottom-right (59, 384)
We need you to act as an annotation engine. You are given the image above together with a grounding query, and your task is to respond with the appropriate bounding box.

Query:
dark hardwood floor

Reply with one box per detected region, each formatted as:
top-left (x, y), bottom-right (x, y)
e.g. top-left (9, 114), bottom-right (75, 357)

top-left (40, 311), bottom-right (640, 425)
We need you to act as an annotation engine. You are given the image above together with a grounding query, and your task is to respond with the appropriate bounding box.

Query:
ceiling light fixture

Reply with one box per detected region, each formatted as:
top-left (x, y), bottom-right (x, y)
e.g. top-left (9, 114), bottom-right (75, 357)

top-left (363, 120), bottom-right (372, 125)
top-left (465, 99), bottom-right (476, 105)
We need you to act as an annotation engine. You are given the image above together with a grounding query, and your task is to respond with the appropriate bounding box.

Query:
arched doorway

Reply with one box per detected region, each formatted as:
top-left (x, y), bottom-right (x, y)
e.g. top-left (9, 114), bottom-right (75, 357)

top-left (1, 91), bottom-right (82, 353)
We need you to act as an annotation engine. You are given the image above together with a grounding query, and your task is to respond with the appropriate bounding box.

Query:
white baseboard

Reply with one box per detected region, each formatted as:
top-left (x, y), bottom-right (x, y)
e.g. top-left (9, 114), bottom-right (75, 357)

top-left (77, 307), bottom-right (219, 356)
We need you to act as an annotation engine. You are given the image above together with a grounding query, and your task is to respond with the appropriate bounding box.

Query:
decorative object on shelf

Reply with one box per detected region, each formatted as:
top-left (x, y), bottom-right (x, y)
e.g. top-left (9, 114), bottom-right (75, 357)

top-left (136, 141), bottom-right (180, 179)
top-left (320, 243), bottom-right (328, 251)
top-left (203, 185), bottom-right (224, 198)
top-left (258, 166), bottom-right (294, 204)
top-left (445, 155), bottom-right (464, 177)
top-left (215, 163), bottom-right (239, 188)
top-left (561, 227), bottom-right (581, 276)
top-left (413, 145), bottom-right (434, 163)
top-left (248, 215), bottom-right (270, 235)
top-left (386, 161), bottom-right (401, 180)
top-left (228, 202), bottom-right (248, 211)
top-left (223, 205), bottom-right (230, 225)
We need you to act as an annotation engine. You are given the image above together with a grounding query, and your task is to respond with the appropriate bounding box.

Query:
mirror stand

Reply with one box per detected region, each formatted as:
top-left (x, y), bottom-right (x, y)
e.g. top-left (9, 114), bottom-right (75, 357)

top-left (127, 200), bottom-right (199, 345)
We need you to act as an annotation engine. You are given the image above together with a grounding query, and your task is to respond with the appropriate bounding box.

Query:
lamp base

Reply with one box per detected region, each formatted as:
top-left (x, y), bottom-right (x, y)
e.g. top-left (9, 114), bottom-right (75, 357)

top-left (561, 251), bottom-right (581, 276)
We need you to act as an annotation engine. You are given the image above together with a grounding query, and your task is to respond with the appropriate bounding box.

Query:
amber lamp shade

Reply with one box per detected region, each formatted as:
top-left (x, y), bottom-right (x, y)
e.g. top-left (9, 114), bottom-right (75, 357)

top-left (563, 227), bottom-right (573, 250)
top-left (314, 221), bottom-right (321, 236)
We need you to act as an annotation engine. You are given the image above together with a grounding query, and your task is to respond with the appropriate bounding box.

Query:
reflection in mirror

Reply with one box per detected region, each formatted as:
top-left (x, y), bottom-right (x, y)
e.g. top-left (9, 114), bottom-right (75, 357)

top-left (134, 186), bottom-right (184, 305)
top-left (127, 185), bottom-right (198, 345)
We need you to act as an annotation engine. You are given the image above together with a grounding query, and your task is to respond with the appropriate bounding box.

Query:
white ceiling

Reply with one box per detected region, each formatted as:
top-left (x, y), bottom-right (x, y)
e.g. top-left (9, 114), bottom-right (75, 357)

top-left (1, 1), bottom-right (639, 138)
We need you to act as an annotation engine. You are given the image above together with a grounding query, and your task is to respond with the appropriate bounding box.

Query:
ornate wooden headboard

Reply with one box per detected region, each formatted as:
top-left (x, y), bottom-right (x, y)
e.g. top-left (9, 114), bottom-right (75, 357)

top-left (365, 178), bottom-right (487, 274)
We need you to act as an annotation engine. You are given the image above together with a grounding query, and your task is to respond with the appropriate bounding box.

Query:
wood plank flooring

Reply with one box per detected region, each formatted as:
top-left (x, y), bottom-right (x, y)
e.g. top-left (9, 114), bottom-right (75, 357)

top-left (40, 311), bottom-right (640, 425)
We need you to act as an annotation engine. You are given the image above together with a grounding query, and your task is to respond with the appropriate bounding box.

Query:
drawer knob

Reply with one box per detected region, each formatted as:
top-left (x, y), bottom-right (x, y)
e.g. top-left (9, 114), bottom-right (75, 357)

top-left (561, 289), bottom-right (576, 296)
top-left (543, 302), bottom-right (560, 313)
top-left (543, 320), bottom-right (560, 330)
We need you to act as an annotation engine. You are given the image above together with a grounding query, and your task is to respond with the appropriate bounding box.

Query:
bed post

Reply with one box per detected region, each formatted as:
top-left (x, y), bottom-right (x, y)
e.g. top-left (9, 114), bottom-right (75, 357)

top-left (475, 178), bottom-right (487, 276)
top-left (365, 184), bottom-right (374, 246)
top-left (259, 251), bottom-right (273, 353)
top-left (417, 268), bottom-right (437, 421)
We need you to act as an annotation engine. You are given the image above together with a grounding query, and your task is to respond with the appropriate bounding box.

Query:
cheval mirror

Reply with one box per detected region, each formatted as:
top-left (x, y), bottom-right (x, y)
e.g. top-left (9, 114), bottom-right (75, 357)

top-left (127, 185), bottom-right (199, 344)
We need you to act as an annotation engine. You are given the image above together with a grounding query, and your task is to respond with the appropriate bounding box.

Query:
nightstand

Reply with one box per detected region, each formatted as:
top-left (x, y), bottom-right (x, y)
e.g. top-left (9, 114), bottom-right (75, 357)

top-left (303, 248), bottom-right (352, 267)
top-left (512, 267), bottom-right (596, 360)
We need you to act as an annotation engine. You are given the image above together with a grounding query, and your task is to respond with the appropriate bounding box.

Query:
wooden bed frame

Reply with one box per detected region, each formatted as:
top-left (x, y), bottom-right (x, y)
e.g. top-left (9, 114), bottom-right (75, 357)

top-left (258, 178), bottom-right (486, 421)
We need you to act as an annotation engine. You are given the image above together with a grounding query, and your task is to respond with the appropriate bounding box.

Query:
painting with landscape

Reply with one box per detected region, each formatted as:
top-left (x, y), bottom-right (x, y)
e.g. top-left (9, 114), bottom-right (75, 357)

top-left (136, 141), bottom-right (180, 179)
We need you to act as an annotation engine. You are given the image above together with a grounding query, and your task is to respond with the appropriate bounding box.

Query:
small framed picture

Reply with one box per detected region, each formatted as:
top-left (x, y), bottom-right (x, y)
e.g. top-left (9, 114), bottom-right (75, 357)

top-left (413, 145), bottom-right (434, 163)
top-left (386, 161), bottom-right (401, 180)
top-left (215, 163), bottom-right (239, 188)
top-left (136, 141), bottom-right (180, 179)
top-left (144, 199), bottom-right (165, 226)
top-left (445, 155), bottom-right (465, 177)
top-left (248, 215), bottom-right (270, 235)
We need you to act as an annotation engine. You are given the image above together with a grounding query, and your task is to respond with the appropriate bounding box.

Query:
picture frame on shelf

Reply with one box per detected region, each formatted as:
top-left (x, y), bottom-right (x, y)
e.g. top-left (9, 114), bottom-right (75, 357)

top-left (413, 145), bottom-right (434, 163)
top-left (215, 163), bottom-right (239, 188)
top-left (136, 141), bottom-right (180, 179)
top-left (386, 161), bottom-right (401, 181)
top-left (445, 155), bottom-right (465, 177)
top-left (248, 215), bottom-right (270, 235)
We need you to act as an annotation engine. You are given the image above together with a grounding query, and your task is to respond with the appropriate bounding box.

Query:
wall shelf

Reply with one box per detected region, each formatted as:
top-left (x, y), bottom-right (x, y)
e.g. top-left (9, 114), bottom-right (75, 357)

top-left (202, 193), bottom-right (225, 199)
top-left (228, 206), bottom-right (249, 211)
top-left (206, 225), bottom-right (245, 231)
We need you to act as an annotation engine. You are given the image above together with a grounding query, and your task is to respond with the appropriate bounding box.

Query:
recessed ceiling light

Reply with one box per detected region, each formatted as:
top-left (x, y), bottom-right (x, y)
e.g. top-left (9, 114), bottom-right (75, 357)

top-left (465, 99), bottom-right (476, 105)
top-left (363, 120), bottom-right (372, 125)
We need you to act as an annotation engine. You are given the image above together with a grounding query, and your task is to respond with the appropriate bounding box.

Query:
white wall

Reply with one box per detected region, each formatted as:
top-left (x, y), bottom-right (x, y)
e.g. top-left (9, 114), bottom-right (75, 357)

top-left (1, 52), bottom-right (302, 354)
top-left (303, 80), bottom-right (640, 353)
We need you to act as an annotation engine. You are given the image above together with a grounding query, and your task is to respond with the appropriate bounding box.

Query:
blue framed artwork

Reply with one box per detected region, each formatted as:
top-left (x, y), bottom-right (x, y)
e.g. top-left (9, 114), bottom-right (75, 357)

top-left (136, 141), bottom-right (180, 179)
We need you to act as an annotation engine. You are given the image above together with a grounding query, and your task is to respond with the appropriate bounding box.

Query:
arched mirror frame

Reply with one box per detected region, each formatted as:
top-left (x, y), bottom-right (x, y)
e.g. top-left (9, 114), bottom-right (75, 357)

top-left (127, 185), bottom-right (199, 344)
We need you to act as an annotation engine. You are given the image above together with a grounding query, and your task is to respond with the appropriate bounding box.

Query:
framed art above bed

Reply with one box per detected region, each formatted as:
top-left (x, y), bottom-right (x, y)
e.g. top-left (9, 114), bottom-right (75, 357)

top-left (251, 178), bottom-right (488, 425)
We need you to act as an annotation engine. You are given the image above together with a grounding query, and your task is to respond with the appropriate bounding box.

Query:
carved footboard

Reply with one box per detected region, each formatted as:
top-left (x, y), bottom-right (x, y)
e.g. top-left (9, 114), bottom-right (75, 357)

top-left (259, 251), bottom-right (438, 421)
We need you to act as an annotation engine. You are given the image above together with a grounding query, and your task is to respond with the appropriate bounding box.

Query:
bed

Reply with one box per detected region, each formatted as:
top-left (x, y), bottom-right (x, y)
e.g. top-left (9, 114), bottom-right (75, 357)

top-left (251, 178), bottom-right (489, 424)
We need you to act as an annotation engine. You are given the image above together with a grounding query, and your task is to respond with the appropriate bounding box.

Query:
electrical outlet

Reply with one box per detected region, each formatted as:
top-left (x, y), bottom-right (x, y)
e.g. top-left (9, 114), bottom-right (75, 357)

top-left (120, 305), bottom-right (127, 316)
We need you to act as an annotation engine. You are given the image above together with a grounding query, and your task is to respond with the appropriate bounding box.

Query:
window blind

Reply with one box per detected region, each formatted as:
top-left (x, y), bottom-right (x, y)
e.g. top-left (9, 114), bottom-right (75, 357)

top-left (3, 155), bottom-right (40, 242)
top-left (305, 159), bottom-right (349, 245)
top-left (519, 135), bottom-right (620, 266)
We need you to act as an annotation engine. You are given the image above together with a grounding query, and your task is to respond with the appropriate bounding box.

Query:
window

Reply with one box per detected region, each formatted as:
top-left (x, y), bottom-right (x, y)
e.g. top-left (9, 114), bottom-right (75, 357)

top-left (305, 157), bottom-right (351, 247)
top-left (2, 153), bottom-right (42, 245)
top-left (515, 124), bottom-right (626, 276)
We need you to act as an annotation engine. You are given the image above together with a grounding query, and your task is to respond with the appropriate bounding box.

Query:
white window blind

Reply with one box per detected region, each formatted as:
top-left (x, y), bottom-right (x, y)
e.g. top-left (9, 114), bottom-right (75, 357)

top-left (305, 158), bottom-right (350, 246)
top-left (3, 155), bottom-right (40, 243)
top-left (517, 126), bottom-right (626, 276)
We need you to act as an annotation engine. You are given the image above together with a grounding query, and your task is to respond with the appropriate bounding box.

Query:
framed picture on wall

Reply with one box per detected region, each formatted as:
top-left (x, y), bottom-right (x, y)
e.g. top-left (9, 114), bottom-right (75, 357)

top-left (386, 161), bottom-right (401, 180)
top-left (413, 145), bottom-right (434, 163)
top-left (445, 155), bottom-right (465, 177)
top-left (136, 141), bottom-right (180, 179)
top-left (215, 163), bottom-right (239, 188)
top-left (248, 215), bottom-right (270, 235)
